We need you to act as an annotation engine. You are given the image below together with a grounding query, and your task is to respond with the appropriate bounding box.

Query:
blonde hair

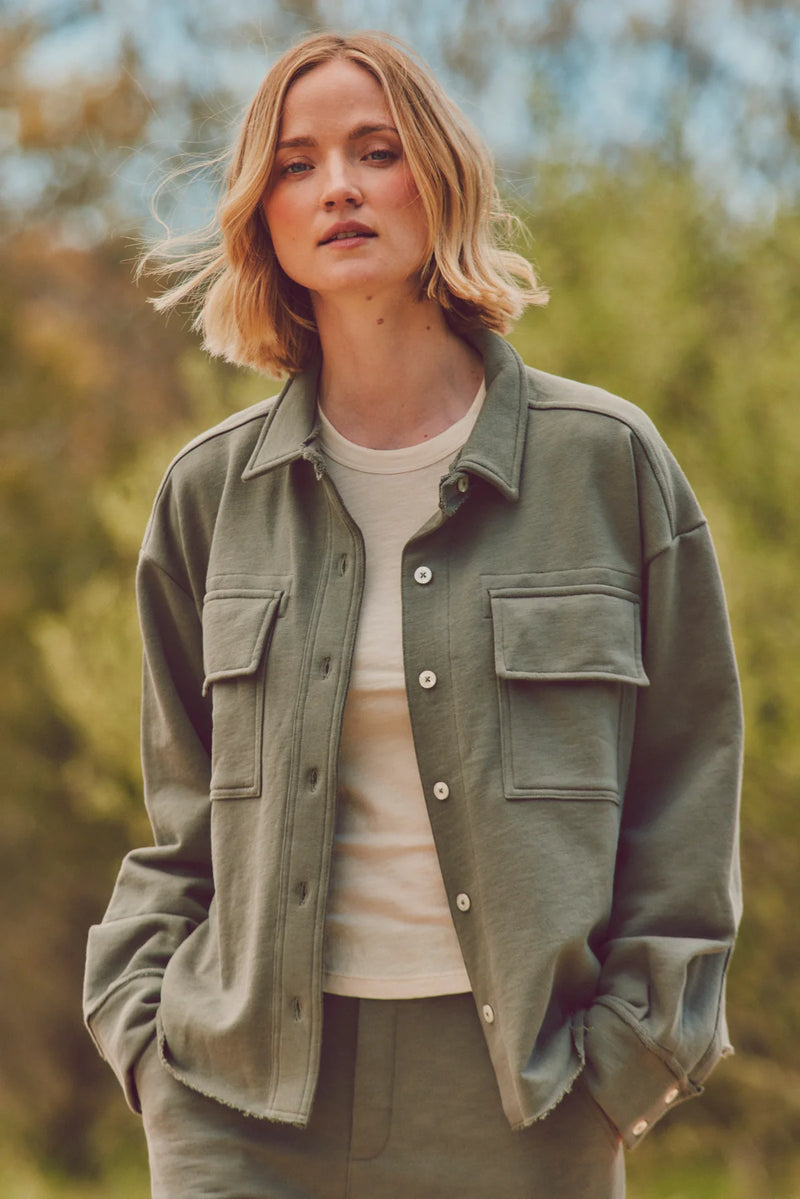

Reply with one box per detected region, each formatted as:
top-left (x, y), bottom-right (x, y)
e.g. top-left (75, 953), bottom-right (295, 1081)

top-left (143, 30), bottom-right (548, 376)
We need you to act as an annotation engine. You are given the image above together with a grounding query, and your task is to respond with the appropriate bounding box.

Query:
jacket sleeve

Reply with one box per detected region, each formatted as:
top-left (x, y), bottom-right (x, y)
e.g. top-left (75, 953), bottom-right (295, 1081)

top-left (581, 458), bottom-right (743, 1148)
top-left (83, 539), bottom-right (214, 1113)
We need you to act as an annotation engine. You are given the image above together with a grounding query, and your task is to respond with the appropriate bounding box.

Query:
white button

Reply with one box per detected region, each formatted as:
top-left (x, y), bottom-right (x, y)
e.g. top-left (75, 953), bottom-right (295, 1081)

top-left (632, 1119), bottom-right (648, 1137)
top-left (457, 475), bottom-right (470, 492)
top-left (414, 566), bottom-right (432, 584)
top-left (456, 892), bottom-right (471, 911)
top-left (419, 670), bottom-right (437, 689)
top-left (664, 1087), bottom-right (679, 1105)
top-left (433, 781), bottom-right (450, 800)
top-left (481, 1004), bottom-right (495, 1024)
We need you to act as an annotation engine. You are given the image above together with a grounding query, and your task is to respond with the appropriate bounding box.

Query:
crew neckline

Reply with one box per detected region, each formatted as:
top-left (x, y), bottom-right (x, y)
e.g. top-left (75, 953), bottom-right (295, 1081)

top-left (318, 380), bottom-right (486, 475)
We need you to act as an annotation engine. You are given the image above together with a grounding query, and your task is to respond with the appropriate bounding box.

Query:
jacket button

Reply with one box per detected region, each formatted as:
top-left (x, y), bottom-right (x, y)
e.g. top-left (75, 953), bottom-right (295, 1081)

top-left (664, 1087), bottom-right (679, 1105)
top-left (455, 892), bottom-right (471, 911)
top-left (433, 781), bottom-right (450, 800)
top-left (418, 670), bottom-right (437, 689)
top-left (482, 1004), bottom-right (495, 1024)
top-left (457, 475), bottom-right (470, 493)
top-left (414, 565), bottom-right (432, 584)
top-left (632, 1119), bottom-right (648, 1136)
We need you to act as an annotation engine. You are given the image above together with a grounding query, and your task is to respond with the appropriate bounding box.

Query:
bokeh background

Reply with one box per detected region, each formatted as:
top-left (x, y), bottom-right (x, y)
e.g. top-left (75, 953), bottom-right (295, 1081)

top-left (2, 1), bottom-right (799, 1195)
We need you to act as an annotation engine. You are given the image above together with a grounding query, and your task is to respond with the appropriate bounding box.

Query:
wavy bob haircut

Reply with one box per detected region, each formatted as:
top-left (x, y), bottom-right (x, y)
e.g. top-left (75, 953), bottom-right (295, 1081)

top-left (144, 30), bottom-right (548, 377)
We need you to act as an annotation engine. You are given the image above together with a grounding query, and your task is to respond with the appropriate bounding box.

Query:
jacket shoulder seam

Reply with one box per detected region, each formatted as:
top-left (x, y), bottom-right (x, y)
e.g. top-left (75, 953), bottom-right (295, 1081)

top-left (137, 551), bottom-right (197, 604)
top-left (644, 518), bottom-right (708, 567)
top-left (164, 396), bottom-right (279, 475)
top-left (525, 377), bottom-right (677, 538)
top-left (148, 395), bottom-right (280, 513)
top-left (140, 395), bottom-right (281, 559)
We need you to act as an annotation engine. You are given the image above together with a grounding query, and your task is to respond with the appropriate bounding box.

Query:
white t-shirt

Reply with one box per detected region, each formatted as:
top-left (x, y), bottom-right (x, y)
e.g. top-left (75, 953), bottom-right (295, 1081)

top-left (320, 383), bottom-right (485, 998)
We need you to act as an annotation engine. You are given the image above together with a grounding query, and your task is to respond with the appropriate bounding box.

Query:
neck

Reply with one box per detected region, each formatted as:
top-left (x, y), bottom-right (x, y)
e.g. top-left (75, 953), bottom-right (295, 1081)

top-left (313, 290), bottom-right (484, 449)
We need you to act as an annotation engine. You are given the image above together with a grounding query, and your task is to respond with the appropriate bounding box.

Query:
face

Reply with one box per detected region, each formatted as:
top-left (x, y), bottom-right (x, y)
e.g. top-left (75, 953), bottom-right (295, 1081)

top-left (262, 59), bottom-right (429, 307)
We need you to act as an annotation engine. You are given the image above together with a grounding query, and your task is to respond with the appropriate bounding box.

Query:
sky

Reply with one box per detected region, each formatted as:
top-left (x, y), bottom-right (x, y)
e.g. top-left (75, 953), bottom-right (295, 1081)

top-left (3, 0), bottom-right (799, 234)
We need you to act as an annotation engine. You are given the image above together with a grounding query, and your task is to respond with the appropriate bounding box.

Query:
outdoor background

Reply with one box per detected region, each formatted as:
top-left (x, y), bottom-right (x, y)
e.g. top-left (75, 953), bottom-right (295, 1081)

top-left (1, 1), bottom-right (799, 1195)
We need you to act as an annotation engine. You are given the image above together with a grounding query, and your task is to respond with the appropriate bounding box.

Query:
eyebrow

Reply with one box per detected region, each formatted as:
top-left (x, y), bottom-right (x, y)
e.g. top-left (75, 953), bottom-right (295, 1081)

top-left (276, 123), bottom-right (398, 151)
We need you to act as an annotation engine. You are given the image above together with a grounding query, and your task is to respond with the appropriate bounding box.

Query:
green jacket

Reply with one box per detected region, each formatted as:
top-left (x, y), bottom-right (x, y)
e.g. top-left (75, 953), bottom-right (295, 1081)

top-left (84, 330), bottom-right (742, 1150)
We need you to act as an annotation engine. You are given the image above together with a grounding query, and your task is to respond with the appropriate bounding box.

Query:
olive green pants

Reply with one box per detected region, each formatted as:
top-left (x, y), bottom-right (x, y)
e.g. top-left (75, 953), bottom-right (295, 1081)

top-left (138, 993), bottom-right (625, 1198)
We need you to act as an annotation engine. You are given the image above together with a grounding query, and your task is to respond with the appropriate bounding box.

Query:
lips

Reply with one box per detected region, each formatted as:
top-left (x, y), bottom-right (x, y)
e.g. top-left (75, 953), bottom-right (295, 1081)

top-left (319, 222), bottom-right (376, 245)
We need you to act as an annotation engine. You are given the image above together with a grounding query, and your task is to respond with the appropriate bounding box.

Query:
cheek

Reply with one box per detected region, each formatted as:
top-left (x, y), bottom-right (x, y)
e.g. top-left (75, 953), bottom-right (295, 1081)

top-left (261, 193), bottom-right (299, 254)
top-left (392, 168), bottom-right (423, 213)
top-left (386, 173), bottom-right (428, 247)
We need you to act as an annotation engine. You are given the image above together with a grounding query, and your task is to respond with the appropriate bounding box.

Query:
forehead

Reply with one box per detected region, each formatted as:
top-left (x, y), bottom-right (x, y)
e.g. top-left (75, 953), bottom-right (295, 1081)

top-left (279, 59), bottom-right (392, 133)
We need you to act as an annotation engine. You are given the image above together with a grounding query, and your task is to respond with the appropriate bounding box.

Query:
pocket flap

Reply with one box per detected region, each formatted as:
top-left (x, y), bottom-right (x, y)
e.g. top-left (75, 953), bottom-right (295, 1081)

top-left (490, 588), bottom-right (649, 685)
top-left (202, 590), bottom-right (283, 696)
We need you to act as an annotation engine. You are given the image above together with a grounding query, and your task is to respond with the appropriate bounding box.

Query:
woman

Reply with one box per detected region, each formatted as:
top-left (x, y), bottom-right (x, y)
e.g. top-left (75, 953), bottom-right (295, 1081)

top-left (83, 30), bottom-right (743, 1199)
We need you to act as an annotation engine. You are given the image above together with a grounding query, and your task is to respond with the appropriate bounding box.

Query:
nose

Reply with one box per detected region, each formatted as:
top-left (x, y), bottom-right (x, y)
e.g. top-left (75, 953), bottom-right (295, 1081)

top-left (320, 156), bottom-right (363, 209)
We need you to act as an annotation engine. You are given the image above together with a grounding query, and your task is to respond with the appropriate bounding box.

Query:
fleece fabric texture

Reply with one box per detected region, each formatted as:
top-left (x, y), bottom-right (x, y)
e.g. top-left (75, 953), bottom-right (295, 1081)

top-left (137, 992), bottom-right (625, 1198)
top-left (83, 329), bottom-right (743, 1151)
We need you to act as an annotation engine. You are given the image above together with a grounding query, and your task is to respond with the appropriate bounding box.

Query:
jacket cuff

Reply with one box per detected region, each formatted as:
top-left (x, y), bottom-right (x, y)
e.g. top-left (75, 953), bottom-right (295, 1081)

top-left (581, 999), bottom-right (702, 1149)
top-left (84, 972), bottom-right (162, 1113)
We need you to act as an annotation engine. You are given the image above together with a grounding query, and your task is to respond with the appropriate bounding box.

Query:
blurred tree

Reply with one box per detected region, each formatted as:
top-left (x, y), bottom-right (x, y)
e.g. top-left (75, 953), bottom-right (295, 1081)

top-left (0, 229), bottom-right (203, 1172)
top-left (16, 161), bottom-right (800, 1189)
top-left (510, 157), bottom-right (800, 1192)
top-left (33, 352), bottom-right (272, 840)
top-left (0, 216), bottom-right (275, 1172)
top-left (1, 0), bottom-right (799, 1190)
top-left (2, 0), bottom-right (800, 237)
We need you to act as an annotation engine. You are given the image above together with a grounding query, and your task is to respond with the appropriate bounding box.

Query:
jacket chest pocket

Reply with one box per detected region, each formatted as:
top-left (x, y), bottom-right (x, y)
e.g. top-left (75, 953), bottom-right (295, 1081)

top-left (202, 589), bottom-right (283, 799)
top-left (490, 586), bottom-right (648, 801)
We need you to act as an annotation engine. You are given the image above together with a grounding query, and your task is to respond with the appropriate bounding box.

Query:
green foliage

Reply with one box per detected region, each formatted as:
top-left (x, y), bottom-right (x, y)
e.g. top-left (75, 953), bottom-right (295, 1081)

top-left (0, 232), bottom-right (194, 1173)
top-left (508, 157), bottom-right (800, 1183)
top-left (0, 1137), bottom-right (148, 1199)
top-left (2, 70), bottom-right (800, 1198)
top-left (32, 354), bottom-right (275, 839)
top-left (0, 233), bottom-right (267, 1173)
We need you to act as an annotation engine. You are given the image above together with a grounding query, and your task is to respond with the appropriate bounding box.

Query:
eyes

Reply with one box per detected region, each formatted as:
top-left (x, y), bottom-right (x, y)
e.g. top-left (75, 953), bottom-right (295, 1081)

top-left (277, 146), bottom-right (399, 179)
